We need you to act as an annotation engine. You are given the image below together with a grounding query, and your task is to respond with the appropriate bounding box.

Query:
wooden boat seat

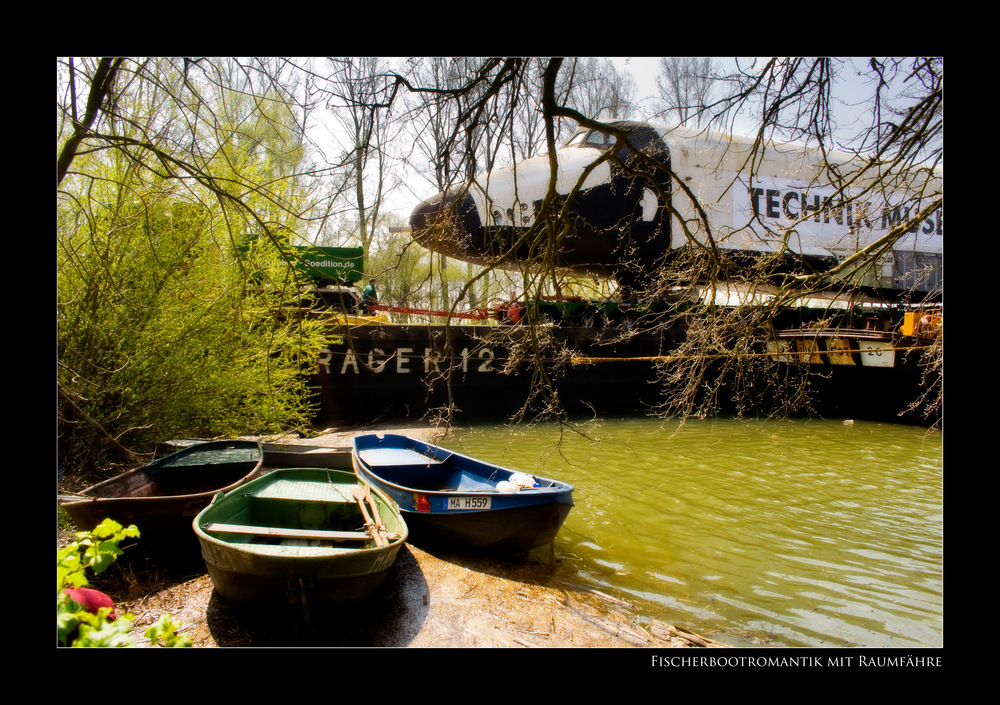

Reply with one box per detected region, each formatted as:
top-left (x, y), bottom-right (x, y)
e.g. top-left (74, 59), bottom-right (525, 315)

top-left (247, 478), bottom-right (357, 504)
top-left (369, 464), bottom-right (459, 491)
top-left (201, 522), bottom-right (400, 542)
top-left (365, 463), bottom-right (500, 492)
top-left (359, 449), bottom-right (467, 490)
top-left (358, 447), bottom-right (450, 466)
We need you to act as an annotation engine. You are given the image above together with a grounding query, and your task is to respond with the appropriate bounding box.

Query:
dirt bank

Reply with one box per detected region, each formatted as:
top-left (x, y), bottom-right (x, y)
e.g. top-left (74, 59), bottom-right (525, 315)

top-left (102, 542), bottom-right (723, 648)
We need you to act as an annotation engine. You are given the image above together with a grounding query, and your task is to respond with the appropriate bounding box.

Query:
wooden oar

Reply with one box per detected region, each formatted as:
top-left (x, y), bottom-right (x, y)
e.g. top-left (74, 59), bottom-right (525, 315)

top-left (363, 484), bottom-right (385, 533)
top-left (364, 484), bottom-right (392, 547)
top-left (352, 486), bottom-right (388, 547)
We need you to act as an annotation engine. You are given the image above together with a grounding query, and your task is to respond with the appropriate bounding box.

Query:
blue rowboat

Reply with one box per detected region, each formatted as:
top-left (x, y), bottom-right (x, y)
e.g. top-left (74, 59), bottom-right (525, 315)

top-left (352, 433), bottom-right (574, 552)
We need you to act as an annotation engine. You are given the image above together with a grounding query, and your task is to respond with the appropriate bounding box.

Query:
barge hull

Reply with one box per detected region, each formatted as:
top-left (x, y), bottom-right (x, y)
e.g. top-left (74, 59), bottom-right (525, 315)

top-left (312, 323), bottom-right (938, 426)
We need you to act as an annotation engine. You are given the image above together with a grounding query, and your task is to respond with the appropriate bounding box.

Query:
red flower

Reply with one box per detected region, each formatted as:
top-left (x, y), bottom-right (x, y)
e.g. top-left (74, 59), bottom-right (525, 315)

top-left (64, 587), bottom-right (117, 621)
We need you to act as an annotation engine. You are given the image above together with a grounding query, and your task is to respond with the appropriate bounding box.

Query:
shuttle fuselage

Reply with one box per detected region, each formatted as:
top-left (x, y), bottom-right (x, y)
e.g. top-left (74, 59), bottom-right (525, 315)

top-left (409, 121), bottom-right (942, 293)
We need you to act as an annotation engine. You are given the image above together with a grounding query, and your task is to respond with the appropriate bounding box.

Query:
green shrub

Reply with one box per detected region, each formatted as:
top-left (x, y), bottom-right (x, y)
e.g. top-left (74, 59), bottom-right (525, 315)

top-left (57, 519), bottom-right (192, 647)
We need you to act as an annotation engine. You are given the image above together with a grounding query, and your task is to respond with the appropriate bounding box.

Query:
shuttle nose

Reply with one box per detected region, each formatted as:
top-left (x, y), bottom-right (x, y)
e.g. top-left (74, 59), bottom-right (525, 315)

top-left (409, 191), bottom-right (446, 236)
top-left (409, 189), bottom-right (484, 261)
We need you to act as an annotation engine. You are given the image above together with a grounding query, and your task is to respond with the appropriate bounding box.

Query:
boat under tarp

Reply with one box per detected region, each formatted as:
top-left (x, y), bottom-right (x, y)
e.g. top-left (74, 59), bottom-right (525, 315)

top-left (59, 440), bottom-right (264, 561)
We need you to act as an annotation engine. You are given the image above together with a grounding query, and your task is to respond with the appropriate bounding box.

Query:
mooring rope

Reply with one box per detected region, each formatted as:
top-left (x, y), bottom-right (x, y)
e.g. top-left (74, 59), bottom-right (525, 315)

top-left (571, 343), bottom-right (936, 365)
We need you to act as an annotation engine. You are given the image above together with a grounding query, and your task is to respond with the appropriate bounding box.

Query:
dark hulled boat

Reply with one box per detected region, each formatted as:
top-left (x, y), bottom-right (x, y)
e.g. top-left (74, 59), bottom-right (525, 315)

top-left (59, 440), bottom-right (264, 561)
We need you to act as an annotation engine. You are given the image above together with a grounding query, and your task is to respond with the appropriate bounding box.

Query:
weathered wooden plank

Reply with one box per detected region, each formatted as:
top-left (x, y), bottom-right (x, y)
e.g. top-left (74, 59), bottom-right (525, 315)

top-left (202, 522), bottom-right (383, 542)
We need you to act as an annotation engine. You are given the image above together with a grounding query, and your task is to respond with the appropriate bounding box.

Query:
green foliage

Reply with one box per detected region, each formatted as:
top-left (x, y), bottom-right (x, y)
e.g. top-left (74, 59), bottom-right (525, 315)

top-left (57, 519), bottom-right (138, 647)
top-left (57, 519), bottom-right (192, 647)
top-left (57, 165), bottom-right (326, 476)
top-left (57, 518), bottom-right (141, 591)
top-left (57, 59), bottom-right (330, 478)
top-left (57, 506), bottom-right (75, 532)
top-left (144, 613), bottom-right (194, 647)
top-left (58, 602), bottom-right (136, 648)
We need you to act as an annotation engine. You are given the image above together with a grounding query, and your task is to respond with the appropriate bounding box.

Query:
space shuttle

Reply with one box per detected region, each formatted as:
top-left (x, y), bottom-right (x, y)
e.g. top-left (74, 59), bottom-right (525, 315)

top-left (409, 121), bottom-right (943, 295)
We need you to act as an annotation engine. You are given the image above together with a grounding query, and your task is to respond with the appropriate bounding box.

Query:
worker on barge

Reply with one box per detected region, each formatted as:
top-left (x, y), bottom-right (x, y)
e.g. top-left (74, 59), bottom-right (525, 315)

top-left (361, 278), bottom-right (378, 315)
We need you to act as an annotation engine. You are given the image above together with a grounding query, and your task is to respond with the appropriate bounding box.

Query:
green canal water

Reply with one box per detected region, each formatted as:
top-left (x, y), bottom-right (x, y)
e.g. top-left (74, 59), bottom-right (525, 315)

top-left (445, 417), bottom-right (943, 648)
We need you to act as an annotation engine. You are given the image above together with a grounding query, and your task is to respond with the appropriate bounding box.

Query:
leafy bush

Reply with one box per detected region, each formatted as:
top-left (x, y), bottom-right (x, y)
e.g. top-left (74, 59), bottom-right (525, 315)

top-left (57, 175), bottom-right (326, 476)
top-left (57, 64), bottom-right (329, 478)
top-left (57, 519), bottom-right (192, 647)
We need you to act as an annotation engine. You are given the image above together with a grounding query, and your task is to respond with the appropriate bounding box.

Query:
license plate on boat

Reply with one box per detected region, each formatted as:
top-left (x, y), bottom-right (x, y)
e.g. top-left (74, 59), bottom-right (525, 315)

top-left (447, 496), bottom-right (491, 510)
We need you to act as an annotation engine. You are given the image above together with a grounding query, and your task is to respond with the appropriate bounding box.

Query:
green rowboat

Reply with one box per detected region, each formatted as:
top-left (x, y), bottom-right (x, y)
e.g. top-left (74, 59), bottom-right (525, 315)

top-left (193, 468), bottom-right (408, 606)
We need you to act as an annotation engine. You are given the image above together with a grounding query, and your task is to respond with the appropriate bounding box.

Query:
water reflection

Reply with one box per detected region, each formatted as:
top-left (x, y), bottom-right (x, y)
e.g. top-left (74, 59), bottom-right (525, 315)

top-left (446, 417), bottom-right (943, 648)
